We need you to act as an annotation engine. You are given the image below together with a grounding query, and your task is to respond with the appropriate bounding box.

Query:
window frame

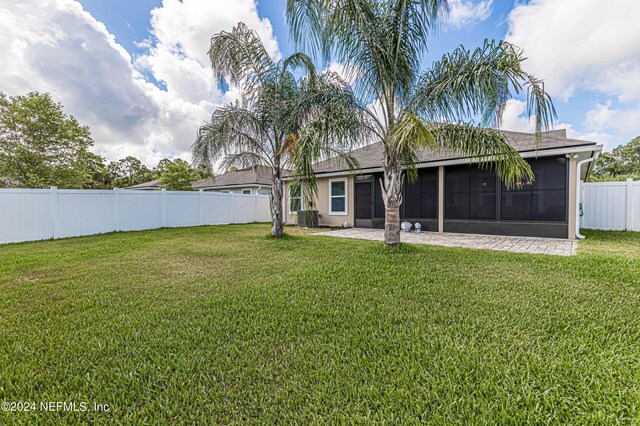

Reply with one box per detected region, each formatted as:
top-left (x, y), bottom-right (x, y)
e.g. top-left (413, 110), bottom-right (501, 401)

top-left (403, 169), bottom-right (438, 219)
top-left (329, 178), bottom-right (348, 216)
top-left (444, 166), bottom-right (497, 221)
top-left (288, 184), bottom-right (302, 214)
top-left (500, 157), bottom-right (567, 222)
top-left (242, 189), bottom-right (252, 195)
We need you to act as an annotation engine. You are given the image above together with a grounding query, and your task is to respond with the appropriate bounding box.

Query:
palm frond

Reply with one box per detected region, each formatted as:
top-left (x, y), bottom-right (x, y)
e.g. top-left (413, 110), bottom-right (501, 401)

top-left (208, 22), bottom-right (276, 96)
top-left (413, 40), bottom-right (556, 134)
top-left (431, 123), bottom-right (534, 188)
top-left (191, 102), bottom-right (274, 172)
top-left (282, 52), bottom-right (317, 78)
top-left (220, 152), bottom-right (269, 171)
top-left (288, 137), bottom-right (360, 212)
top-left (389, 111), bottom-right (437, 182)
top-left (284, 67), bottom-right (371, 209)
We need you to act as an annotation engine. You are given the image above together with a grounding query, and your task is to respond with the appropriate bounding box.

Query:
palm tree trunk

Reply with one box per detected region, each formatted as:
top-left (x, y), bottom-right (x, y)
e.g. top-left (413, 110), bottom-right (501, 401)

top-left (269, 175), bottom-right (284, 238)
top-left (380, 94), bottom-right (403, 248)
top-left (381, 160), bottom-right (403, 248)
top-left (384, 197), bottom-right (401, 247)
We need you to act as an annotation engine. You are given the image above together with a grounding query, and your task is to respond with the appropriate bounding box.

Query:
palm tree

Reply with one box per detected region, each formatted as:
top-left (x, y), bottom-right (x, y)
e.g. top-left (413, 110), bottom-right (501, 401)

top-left (192, 23), bottom-right (367, 237)
top-left (287, 0), bottom-right (556, 247)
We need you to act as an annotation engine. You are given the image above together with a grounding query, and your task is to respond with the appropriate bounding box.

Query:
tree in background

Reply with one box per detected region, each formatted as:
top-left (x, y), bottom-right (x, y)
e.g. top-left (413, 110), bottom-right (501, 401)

top-left (287, 0), bottom-right (556, 247)
top-left (591, 137), bottom-right (640, 181)
top-left (107, 156), bottom-right (153, 188)
top-left (103, 157), bottom-right (209, 189)
top-left (152, 158), bottom-right (212, 182)
top-left (153, 158), bottom-right (174, 177)
top-left (0, 92), bottom-right (210, 190)
top-left (160, 159), bottom-right (199, 190)
top-left (84, 152), bottom-right (112, 189)
top-left (0, 91), bottom-right (96, 188)
top-left (194, 163), bottom-right (213, 180)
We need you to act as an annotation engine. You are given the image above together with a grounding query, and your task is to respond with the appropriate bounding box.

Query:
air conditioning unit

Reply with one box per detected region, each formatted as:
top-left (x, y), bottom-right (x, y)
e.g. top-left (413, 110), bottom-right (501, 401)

top-left (297, 210), bottom-right (318, 227)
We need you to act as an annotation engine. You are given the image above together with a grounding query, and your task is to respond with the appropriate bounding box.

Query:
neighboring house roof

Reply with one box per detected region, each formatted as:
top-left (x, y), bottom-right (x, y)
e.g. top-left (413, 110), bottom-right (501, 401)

top-left (192, 165), bottom-right (274, 190)
top-left (127, 179), bottom-right (163, 190)
top-left (309, 129), bottom-right (600, 175)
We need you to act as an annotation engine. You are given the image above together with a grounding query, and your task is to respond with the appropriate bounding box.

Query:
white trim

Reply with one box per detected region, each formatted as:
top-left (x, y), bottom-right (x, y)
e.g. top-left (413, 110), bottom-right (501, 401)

top-left (196, 184), bottom-right (271, 190)
top-left (329, 178), bottom-right (348, 216)
top-left (288, 184), bottom-right (303, 214)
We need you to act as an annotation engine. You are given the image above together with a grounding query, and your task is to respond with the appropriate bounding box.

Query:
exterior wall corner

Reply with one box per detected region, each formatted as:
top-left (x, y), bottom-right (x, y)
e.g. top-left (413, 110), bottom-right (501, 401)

top-left (567, 156), bottom-right (578, 240)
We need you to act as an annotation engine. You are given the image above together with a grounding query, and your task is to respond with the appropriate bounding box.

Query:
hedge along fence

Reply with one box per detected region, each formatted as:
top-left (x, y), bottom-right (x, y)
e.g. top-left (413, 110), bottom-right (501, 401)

top-left (0, 187), bottom-right (272, 244)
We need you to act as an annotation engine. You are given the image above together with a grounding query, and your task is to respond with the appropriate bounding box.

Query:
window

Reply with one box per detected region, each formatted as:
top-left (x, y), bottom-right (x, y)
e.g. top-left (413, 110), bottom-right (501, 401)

top-left (445, 166), bottom-right (496, 220)
top-left (355, 181), bottom-right (372, 220)
top-left (374, 174), bottom-right (385, 218)
top-left (242, 189), bottom-right (252, 195)
top-left (289, 185), bottom-right (302, 213)
top-left (501, 157), bottom-right (566, 222)
top-left (329, 179), bottom-right (347, 215)
top-left (403, 169), bottom-right (438, 219)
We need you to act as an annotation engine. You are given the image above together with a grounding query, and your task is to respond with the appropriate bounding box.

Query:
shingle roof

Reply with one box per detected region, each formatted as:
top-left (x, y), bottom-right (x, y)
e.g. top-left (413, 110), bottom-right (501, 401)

top-left (311, 129), bottom-right (599, 175)
top-left (127, 179), bottom-right (163, 189)
top-left (192, 165), bottom-right (273, 189)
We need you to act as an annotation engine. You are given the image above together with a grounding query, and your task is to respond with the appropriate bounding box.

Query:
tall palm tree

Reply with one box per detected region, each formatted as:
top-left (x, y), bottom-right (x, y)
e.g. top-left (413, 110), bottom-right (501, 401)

top-left (287, 0), bottom-right (556, 247)
top-left (192, 23), bottom-right (367, 237)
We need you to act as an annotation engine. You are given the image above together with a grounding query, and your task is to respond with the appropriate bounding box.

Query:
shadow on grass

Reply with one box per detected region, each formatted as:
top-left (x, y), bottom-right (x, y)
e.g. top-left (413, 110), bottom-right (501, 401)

top-left (262, 233), bottom-right (303, 241)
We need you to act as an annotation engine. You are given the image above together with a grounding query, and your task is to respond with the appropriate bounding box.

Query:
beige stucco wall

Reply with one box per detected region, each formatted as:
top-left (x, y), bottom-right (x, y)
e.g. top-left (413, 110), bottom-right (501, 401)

top-left (284, 175), bottom-right (355, 227)
top-left (207, 186), bottom-right (270, 195)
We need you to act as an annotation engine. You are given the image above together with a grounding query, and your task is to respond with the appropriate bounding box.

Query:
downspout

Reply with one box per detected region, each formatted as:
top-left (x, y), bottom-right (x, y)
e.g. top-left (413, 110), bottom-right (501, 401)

top-left (575, 157), bottom-right (594, 239)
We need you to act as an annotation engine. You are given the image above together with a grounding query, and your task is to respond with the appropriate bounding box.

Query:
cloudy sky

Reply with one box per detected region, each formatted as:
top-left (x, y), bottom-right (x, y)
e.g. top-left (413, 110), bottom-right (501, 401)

top-left (1, 0), bottom-right (638, 167)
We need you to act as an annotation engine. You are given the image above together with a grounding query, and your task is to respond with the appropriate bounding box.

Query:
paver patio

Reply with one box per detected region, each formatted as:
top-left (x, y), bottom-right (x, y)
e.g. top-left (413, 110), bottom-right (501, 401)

top-left (315, 228), bottom-right (578, 256)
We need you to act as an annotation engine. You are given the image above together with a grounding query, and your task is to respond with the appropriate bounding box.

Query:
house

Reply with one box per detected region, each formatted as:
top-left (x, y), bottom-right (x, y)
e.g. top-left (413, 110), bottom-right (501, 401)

top-left (127, 166), bottom-right (273, 195)
top-left (192, 165), bottom-right (272, 195)
top-left (127, 179), bottom-right (164, 190)
top-left (284, 129), bottom-right (602, 239)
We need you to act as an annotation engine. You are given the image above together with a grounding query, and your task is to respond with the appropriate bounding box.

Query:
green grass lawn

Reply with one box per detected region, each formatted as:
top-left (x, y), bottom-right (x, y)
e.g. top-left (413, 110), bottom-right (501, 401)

top-left (1, 225), bottom-right (639, 424)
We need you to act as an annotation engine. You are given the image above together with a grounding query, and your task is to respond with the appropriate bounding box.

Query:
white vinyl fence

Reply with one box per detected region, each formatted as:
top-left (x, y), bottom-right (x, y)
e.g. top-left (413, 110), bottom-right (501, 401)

top-left (581, 179), bottom-right (640, 231)
top-left (0, 187), bottom-right (271, 244)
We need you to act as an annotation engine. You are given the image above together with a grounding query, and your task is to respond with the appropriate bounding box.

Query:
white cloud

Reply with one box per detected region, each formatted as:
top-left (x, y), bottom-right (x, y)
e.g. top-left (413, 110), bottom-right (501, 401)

top-left (583, 101), bottom-right (640, 147)
top-left (500, 100), bottom-right (536, 133)
top-left (0, 0), bottom-right (280, 166)
top-left (445, 0), bottom-right (493, 29)
top-left (137, 0), bottom-right (280, 104)
top-left (505, 0), bottom-right (640, 103)
top-left (500, 99), bottom-right (614, 150)
top-left (584, 101), bottom-right (617, 129)
top-left (324, 61), bottom-right (356, 84)
top-left (505, 0), bottom-right (640, 151)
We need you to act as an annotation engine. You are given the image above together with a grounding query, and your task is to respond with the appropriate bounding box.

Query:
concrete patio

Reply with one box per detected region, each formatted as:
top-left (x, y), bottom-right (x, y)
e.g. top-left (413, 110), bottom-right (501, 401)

top-left (315, 228), bottom-right (578, 256)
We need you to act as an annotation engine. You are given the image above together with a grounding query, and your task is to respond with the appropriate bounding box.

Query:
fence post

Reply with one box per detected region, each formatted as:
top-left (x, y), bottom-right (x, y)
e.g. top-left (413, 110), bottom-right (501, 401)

top-left (626, 178), bottom-right (633, 231)
top-left (113, 188), bottom-right (120, 231)
top-left (161, 188), bottom-right (167, 227)
top-left (229, 192), bottom-right (234, 224)
top-left (50, 186), bottom-right (58, 239)
top-left (199, 189), bottom-right (204, 225)
top-left (254, 194), bottom-right (258, 222)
